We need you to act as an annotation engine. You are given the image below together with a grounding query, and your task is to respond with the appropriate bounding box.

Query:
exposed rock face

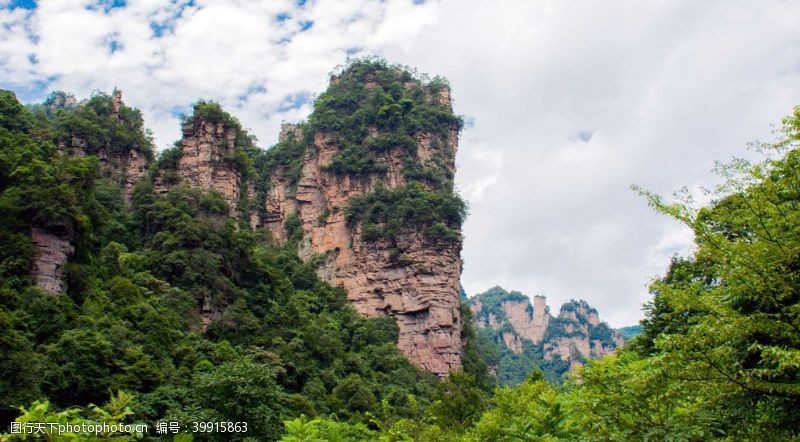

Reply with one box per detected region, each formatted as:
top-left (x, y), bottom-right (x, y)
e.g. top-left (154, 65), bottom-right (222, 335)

top-left (542, 301), bottom-right (621, 367)
top-left (111, 89), bottom-right (124, 122)
top-left (469, 287), bottom-right (624, 377)
top-left (500, 295), bottom-right (549, 344)
top-left (260, 78), bottom-right (463, 376)
top-left (142, 69), bottom-right (463, 376)
top-left (43, 91), bottom-right (77, 116)
top-left (502, 332), bottom-right (524, 354)
top-left (30, 227), bottom-right (74, 295)
top-left (154, 118), bottom-right (254, 221)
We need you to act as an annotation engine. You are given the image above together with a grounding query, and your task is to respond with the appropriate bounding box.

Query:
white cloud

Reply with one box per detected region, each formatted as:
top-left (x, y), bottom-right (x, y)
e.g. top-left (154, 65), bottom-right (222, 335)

top-left (1, 0), bottom-right (799, 327)
top-left (377, 0), bottom-right (800, 326)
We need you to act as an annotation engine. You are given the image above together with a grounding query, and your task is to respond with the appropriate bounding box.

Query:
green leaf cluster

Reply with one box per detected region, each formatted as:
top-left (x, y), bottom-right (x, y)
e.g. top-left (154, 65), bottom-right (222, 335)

top-left (345, 182), bottom-right (466, 246)
top-left (308, 59), bottom-right (462, 179)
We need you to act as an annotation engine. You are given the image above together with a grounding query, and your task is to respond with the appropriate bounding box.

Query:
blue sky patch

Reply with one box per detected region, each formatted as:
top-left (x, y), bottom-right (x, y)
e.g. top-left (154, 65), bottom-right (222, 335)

top-left (85, 0), bottom-right (126, 14)
top-left (150, 21), bottom-right (170, 37)
top-left (300, 20), bottom-right (313, 31)
top-left (108, 39), bottom-right (122, 54)
top-left (5, 0), bottom-right (36, 10)
top-left (277, 93), bottom-right (310, 113)
top-left (4, 75), bottom-right (56, 103)
top-left (237, 84), bottom-right (267, 103)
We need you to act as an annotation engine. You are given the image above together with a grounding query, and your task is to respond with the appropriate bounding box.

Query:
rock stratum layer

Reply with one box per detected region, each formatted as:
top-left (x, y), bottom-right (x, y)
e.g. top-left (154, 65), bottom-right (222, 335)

top-left (43, 64), bottom-right (466, 376)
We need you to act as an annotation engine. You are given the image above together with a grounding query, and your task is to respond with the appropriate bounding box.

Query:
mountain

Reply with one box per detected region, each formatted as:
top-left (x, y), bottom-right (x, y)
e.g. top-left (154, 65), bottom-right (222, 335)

top-left (28, 62), bottom-right (466, 376)
top-left (0, 59), bottom-right (480, 438)
top-left (468, 286), bottom-right (624, 384)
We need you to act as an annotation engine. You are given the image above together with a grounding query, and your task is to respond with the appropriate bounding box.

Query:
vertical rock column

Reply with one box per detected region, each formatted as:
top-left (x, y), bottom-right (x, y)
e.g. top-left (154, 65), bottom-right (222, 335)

top-left (155, 117), bottom-right (254, 219)
top-left (30, 227), bottom-right (74, 295)
top-left (262, 82), bottom-right (464, 376)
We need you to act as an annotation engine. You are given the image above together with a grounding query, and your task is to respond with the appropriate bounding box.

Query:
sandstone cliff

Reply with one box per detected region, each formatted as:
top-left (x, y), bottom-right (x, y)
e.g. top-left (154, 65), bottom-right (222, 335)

top-left (469, 286), bottom-right (624, 382)
top-left (257, 68), bottom-right (464, 376)
top-left (56, 90), bottom-right (151, 202)
top-left (30, 227), bottom-right (73, 295)
top-left (153, 105), bottom-right (255, 224)
top-left (541, 300), bottom-right (623, 370)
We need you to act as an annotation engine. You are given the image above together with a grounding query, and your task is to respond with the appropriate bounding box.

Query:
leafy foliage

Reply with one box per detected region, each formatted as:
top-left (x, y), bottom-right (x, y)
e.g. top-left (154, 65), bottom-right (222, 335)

top-left (345, 182), bottom-right (466, 245)
top-left (44, 91), bottom-right (155, 157)
top-left (309, 59), bottom-right (462, 179)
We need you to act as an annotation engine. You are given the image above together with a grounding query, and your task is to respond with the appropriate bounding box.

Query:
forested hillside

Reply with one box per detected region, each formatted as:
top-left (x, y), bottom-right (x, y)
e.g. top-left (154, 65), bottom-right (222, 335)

top-left (0, 61), bottom-right (489, 441)
top-left (1, 60), bottom-right (799, 440)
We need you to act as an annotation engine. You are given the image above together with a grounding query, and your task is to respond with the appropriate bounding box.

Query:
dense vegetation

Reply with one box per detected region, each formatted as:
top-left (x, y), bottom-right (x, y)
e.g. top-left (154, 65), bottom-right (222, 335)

top-left (0, 87), bottom-right (490, 441)
top-left (345, 182), bottom-right (466, 246)
top-left (310, 58), bottom-right (461, 178)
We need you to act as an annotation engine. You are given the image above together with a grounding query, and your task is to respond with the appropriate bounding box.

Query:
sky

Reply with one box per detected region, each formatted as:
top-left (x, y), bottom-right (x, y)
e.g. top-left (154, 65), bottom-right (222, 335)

top-left (2, 0), bottom-right (799, 327)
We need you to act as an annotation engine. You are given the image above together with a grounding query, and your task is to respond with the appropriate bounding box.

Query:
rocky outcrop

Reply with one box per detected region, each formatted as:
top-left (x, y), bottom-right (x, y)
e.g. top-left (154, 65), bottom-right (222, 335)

top-left (542, 301), bottom-right (621, 367)
top-left (260, 80), bottom-right (463, 376)
top-left (145, 67), bottom-right (463, 376)
top-left (56, 90), bottom-right (149, 202)
top-left (59, 134), bottom-right (149, 202)
top-left (43, 91), bottom-right (77, 116)
top-left (154, 117), bottom-right (255, 222)
top-left (502, 332), bottom-right (524, 354)
top-left (501, 295), bottom-right (549, 344)
top-left (470, 287), bottom-right (624, 376)
top-left (30, 227), bottom-right (73, 295)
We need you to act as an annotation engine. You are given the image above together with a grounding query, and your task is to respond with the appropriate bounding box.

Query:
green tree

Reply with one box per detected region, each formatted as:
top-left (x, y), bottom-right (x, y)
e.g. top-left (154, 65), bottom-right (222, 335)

top-left (630, 105), bottom-right (800, 438)
top-left (427, 372), bottom-right (487, 433)
top-left (466, 372), bottom-right (573, 442)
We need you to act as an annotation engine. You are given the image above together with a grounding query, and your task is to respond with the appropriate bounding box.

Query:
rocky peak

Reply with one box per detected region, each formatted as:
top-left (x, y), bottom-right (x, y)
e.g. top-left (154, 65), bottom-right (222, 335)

top-left (43, 91), bottom-right (78, 117)
top-left (279, 123), bottom-right (303, 142)
top-left (544, 299), bottom-right (622, 366)
top-left (470, 287), bottom-right (549, 351)
top-left (55, 89), bottom-right (151, 202)
top-left (111, 88), bottom-right (123, 122)
top-left (469, 286), bottom-right (624, 378)
top-left (258, 61), bottom-right (465, 376)
top-left (154, 102), bottom-right (255, 222)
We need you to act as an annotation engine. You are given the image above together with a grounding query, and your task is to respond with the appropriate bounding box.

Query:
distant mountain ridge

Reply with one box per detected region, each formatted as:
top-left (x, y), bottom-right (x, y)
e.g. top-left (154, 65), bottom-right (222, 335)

top-left (468, 286), bottom-right (625, 384)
